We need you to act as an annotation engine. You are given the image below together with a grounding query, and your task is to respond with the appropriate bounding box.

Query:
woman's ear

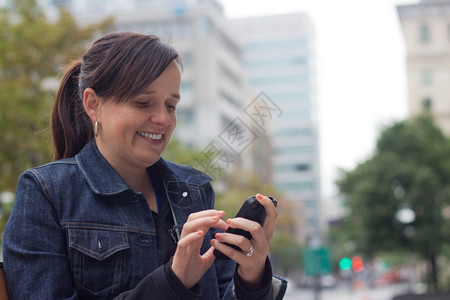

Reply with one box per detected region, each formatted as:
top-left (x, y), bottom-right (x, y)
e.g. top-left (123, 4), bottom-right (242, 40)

top-left (83, 88), bottom-right (100, 122)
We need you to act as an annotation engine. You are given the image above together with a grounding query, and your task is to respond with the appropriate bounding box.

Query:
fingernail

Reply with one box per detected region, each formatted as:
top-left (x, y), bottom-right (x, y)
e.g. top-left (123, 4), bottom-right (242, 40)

top-left (215, 233), bottom-right (220, 239)
top-left (256, 194), bottom-right (263, 200)
top-left (211, 215), bottom-right (219, 221)
top-left (197, 230), bottom-right (203, 235)
top-left (210, 239), bottom-right (215, 245)
top-left (226, 219), bottom-right (232, 224)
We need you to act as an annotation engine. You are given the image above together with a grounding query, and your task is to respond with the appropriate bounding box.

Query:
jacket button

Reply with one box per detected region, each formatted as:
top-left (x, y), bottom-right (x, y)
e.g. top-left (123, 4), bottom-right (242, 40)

top-left (97, 239), bottom-right (103, 252)
top-left (182, 192), bottom-right (188, 197)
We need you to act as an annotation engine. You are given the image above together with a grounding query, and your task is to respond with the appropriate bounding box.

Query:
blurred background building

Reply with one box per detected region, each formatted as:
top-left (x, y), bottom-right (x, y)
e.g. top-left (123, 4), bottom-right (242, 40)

top-left (43, 0), bottom-right (321, 245)
top-left (397, 0), bottom-right (450, 134)
top-left (230, 14), bottom-right (321, 244)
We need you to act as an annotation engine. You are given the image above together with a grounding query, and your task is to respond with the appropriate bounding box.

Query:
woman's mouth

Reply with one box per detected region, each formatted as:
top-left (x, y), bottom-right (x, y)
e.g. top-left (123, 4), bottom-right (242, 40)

top-left (137, 131), bottom-right (163, 140)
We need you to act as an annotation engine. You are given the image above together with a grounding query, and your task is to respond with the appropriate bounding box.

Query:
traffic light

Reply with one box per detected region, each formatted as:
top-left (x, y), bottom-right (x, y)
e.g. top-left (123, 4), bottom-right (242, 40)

top-left (351, 256), bottom-right (364, 272)
top-left (339, 256), bottom-right (365, 272)
top-left (339, 257), bottom-right (352, 270)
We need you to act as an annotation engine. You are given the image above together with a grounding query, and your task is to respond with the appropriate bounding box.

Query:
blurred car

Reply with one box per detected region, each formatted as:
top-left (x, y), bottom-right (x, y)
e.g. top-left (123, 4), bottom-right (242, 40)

top-left (376, 268), bottom-right (400, 286)
top-left (297, 274), bottom-right (337, 289)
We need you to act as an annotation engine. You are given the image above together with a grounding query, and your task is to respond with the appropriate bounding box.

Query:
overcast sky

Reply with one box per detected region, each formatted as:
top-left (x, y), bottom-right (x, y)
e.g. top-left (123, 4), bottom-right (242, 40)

top-left (219, 0), bottom-right (417, 197)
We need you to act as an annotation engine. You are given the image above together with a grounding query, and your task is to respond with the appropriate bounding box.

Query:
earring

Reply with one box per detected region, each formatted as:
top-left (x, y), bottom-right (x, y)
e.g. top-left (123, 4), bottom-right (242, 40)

top-left (94, 121), bottom-right (98, 138)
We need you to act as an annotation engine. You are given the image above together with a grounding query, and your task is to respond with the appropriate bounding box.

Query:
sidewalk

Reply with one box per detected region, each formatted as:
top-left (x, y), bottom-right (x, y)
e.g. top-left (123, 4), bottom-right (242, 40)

top-left (284, 282), bottom-right (411, 300)
top-left (393, 292), bottom-right (450, 300)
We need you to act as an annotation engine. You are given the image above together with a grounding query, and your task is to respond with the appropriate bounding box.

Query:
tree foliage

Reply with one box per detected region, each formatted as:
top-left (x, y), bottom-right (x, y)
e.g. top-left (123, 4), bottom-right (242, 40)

top-left (0, 0), bottom-right (112, 240)
top-left (0, 0), bottom-right (112, 193)
top-left (336, 114), bottom-right (450, 290)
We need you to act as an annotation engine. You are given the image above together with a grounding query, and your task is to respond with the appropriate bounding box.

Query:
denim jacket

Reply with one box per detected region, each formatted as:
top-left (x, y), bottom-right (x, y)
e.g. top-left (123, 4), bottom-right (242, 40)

top-left (3, 140), bottom-right (287, 300)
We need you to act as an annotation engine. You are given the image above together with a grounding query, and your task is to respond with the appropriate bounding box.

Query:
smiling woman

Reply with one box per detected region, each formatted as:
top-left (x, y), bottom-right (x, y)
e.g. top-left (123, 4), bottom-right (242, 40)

top-left (2, 31), bottom-right (287, 300)
top-left (83, 61), bottom-right (181, 183)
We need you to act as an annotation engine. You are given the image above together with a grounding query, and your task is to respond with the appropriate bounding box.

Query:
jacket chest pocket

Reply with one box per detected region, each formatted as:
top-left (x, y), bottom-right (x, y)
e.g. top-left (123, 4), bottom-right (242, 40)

top-left (68, 228), bottom-right (130, 295)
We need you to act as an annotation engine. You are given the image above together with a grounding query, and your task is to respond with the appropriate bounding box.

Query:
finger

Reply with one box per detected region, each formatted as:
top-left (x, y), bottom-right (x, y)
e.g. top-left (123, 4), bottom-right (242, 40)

top-left (213, 232), bottom-right (250, 252)
top-left (187, 209), bottom-right (225, 222)
top-left (226, 217), bottom-right (264, 242)
top-left (214, 219), bottom-right (229, 232)
top-left (201, 245), bottom-right (216, 263)
top-left (181, 215), bottom-right (228, 238)
top-left (172, 230), bottom-right (208, 288)
top-left (210, 239), bottom-right (245, 261)
top-left (177, 230), bottom-right (205, 250)
top-left (255, 194), bottom-right (278, 221)
top-left (255, 193), bottom-right (278, 239)
top-left (225, 218), bottom-right (271, 255)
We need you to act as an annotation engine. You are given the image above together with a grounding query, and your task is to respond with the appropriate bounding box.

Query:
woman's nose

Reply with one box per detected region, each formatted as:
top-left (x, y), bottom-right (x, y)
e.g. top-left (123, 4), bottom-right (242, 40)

top-left (151, 106), bottom-right (171, 126)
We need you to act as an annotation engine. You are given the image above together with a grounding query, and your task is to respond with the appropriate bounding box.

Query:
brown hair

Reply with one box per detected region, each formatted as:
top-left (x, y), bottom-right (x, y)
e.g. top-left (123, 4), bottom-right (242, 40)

top-left (51, 31), bottom-right (180, 160)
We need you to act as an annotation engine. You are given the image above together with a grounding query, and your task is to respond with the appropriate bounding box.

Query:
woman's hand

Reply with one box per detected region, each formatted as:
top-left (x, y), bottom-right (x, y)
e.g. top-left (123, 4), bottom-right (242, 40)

top-left (211, 194), bottom-right (278, 288)
top-left (171, 209), bottom-right (228, 289)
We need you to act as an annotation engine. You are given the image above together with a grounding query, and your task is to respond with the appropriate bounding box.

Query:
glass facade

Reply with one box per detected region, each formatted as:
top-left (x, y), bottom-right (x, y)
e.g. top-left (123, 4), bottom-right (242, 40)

top-left (233, 15), bottom-right (321, 242)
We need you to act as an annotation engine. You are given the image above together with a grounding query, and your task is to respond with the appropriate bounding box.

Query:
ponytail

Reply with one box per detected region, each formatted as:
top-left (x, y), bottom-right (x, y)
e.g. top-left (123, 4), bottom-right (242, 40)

top-left (51, 60), bottom-right (93, 161)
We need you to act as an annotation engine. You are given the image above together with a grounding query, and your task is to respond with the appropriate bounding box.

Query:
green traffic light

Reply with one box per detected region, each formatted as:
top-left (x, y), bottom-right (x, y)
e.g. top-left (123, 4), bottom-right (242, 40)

top-left (339, 257), bottom-right (352, 270)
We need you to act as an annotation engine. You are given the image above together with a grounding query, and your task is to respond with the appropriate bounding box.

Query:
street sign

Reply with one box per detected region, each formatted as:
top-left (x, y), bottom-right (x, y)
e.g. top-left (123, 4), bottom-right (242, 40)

top-left (303, 247), bottom-right (331, 276)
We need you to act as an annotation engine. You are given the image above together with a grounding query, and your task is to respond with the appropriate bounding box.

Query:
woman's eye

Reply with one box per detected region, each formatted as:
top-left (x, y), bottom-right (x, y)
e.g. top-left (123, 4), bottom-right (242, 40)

top-left (135, 101), bottom-right (149, 106)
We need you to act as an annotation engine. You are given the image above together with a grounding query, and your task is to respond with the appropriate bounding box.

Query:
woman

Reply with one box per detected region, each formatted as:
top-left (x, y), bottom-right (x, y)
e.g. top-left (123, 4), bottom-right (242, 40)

top-left (2, 31), bottom-right (287, 299)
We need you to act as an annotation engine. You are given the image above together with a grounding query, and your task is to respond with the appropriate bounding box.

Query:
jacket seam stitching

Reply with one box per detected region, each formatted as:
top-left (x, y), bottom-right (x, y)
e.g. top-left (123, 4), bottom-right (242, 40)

top-left (28, 169), bottom-right (56, 209)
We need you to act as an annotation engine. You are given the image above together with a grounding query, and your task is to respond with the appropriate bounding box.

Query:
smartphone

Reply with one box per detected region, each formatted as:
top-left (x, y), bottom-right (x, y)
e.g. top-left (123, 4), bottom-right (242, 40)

top-left (213, 195), bottom-right (277, 259)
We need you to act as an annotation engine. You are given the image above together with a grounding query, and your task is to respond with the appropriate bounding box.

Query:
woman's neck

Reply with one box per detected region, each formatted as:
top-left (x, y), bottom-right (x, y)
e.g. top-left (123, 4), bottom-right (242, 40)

top-left (95, 144), bottom-right (158, 211)
top-left (111, 165), bottom-right (158, 212)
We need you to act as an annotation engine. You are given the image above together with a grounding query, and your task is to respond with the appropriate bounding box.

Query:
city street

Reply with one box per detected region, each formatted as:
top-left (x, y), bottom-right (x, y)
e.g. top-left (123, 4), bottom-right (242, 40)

top-left (283, 282), bottom-right (411, 300)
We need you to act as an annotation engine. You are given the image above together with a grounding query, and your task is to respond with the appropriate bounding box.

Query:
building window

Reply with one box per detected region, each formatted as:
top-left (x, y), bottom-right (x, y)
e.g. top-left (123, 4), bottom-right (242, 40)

top-left (180, 52), bottom-right (193, 67)
top-left (219, 90), bottom-right (240, 108)
top-left (420, 24), bottom-right (430, 43)
top-left (422, 70), bottom-right (432, 85)
top-left (274, 145), bottom-right (315, 155)
top-left (275, 163), bottom-right (311, 173)
top-left (245, 38), bottom-right (308, 51)
top-left (448, 23), bottom-right (450, 40)
top-left (198, 16), bottom-right (212, 36)
top-left (296, 164), bottom-right (311, 171)
top-left (422, 98), bottom-right (432, 111)
top-left (219, 63), bottom-right (241, 87)
top-left (177, 108), bottom-right (195, 125)
top-left (276, 127), bottom-right (313, 136)
top-left (249, 74), bottom-right (308, 86)
top-left (275, 181), bottom-right (315, 191)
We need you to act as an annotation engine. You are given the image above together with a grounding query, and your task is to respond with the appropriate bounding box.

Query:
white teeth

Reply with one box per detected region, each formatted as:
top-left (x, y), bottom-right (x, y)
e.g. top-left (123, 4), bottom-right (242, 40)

top-left (137, 131), bottom-right (163, 140)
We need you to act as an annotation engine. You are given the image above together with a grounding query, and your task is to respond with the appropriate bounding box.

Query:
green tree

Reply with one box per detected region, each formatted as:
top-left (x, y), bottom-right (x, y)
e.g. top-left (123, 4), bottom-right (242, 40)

top-left (163, 139), bottom-right (199, 166)
top-left (0, 0), bottom-right (112, 234)
top-left (337, 114), bottom-right (450, 291)
top-left (0, 0), bottom-right (112, 191)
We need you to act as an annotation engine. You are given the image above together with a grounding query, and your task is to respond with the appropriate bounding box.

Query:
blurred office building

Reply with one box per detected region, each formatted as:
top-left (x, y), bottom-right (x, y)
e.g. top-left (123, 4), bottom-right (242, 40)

top-left (397, 0), bottom-right (450, 134)
top-left (44, 0), bottom-right (273, 183)
top-left (230, 14), bottom-right (321, 244)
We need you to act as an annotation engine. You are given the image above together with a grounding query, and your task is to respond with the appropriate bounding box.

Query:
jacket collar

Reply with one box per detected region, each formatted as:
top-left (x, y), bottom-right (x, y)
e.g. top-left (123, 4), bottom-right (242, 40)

top-left (75, 139), bottom-right (212, 196)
